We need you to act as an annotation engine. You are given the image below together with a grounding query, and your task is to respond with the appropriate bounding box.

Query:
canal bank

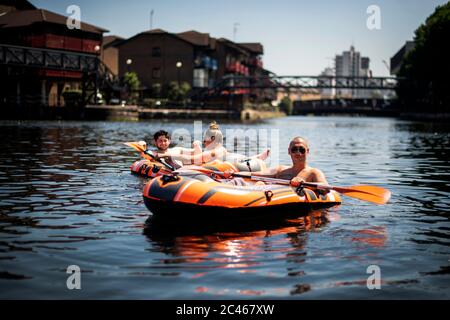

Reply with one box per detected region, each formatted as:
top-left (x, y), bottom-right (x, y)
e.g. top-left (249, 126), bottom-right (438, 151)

top-left (51, 104), bottom-right (285, 121)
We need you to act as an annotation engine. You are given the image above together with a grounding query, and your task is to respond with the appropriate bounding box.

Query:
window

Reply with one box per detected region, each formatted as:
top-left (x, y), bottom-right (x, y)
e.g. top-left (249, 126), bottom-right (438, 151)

top-left (152, 47), bottom-right (161, 57)
top-left (193, 69), bottom-right (208, 88)
top-left (152, 68), bottom-right (161, 79)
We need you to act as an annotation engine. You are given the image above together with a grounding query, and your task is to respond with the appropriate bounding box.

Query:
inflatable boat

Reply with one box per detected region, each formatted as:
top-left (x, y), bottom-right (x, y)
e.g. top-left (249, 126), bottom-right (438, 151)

top-left (130, 158), bottom-right (265, 179)
top-left (142, 174), bottom-right (341, 221)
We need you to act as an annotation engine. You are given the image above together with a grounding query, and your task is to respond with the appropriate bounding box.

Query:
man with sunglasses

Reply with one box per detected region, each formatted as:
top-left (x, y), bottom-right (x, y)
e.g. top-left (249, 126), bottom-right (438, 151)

top-left (229, 137), bottom-right (329, 188)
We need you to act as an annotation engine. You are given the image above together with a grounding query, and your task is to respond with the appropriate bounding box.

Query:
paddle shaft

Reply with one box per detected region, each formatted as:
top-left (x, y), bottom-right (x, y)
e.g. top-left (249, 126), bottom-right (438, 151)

top-left (125, 142), bottom-right (176, 171)
top-left (227, 172), bottom-right (390, 204)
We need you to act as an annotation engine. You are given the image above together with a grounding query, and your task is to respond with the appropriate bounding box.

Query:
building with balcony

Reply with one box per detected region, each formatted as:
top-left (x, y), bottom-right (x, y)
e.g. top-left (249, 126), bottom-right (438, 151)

top-left (114, 28), bottom-right (265, 100)
top-left (0, 0), bottom-right (107, 116)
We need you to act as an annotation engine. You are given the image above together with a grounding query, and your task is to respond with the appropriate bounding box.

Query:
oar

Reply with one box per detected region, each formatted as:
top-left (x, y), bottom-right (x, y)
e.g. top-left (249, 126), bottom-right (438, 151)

top-left (232, 173), bottom-right (390, 205)
top-left (185, 169), bottom-right (391, 205)
top-left (123, 141), bottom-right (175, 171)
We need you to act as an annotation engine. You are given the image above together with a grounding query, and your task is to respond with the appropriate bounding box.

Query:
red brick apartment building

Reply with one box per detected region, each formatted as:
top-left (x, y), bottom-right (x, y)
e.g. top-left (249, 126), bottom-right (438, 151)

top-left (0, 0), bottom-right (107, 117)
top-left (110, 29), bottom-right (265, 95)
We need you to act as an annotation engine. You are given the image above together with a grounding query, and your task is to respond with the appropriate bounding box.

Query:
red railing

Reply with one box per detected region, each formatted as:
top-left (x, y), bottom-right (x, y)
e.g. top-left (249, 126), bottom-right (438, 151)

top-left (24, 35), bottom-right (100, 54)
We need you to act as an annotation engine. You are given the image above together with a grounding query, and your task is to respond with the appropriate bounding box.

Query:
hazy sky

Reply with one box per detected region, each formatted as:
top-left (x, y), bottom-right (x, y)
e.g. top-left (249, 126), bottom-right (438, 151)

top-left (31, 0), bottom-right (448, 76)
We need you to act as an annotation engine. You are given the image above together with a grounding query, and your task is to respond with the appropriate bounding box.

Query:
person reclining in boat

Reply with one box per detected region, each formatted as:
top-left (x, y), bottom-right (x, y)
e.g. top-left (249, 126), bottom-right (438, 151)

top-left (150, 130), bottom-right (202, 169)
top-left (155, 121), bottom-right (270, 166)
top-left (225, 136), bottom-right (329, 190)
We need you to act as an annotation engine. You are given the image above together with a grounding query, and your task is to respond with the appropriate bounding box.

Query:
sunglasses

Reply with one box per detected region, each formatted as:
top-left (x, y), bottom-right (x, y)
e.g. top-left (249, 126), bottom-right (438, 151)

top-left (290, 146), bottom-right (307, 154)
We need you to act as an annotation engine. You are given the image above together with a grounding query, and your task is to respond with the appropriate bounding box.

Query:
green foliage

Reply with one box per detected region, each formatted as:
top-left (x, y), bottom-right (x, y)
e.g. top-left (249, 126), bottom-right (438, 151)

top-left (165, 81), bottom-right (191, 102)
top-left (279, 96), bottom-right (293, 115)
top-left (179, 82), bottom-right (191, 98)
top-left (397, 2), bottom-right (450, 113)
top-left (123, 72), bottom-right (140, 91)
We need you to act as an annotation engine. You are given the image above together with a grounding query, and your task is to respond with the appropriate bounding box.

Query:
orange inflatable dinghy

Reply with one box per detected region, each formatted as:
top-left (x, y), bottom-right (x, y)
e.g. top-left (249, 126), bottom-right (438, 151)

top-left (143, 174), bottom-right (341, 221)
top-left (131, 158), bottom-right (265, 179)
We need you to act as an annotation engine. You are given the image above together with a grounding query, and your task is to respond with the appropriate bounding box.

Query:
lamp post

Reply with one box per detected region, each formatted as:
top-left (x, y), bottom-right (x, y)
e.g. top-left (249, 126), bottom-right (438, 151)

top-left (176, 61), bottom-right (182, 87)
top-left (93, 45), bottom-right (101, 104)
top-left (126, 59), bottom-right (133, 104)
top-left (126, 58), bottom-right (133, 73)
top-left (94, 45), bottom-right (101, 55)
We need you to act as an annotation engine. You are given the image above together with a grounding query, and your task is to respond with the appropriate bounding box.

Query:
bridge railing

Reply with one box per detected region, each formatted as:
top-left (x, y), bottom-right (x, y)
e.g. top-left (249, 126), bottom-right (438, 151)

top-left (0, 44), bottom-right (99, 72)
top-left (217, 75), bottom-right (398, 90)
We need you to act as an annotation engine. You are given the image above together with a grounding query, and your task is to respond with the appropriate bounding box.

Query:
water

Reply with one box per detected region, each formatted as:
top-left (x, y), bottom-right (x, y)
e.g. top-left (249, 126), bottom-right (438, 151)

top-left (0, 117), bottom-right (449, 299)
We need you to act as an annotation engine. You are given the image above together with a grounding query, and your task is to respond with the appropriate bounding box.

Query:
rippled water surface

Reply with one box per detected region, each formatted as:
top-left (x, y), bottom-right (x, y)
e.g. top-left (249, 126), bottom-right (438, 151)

top-left (0, 117), bottom-right (449, 299)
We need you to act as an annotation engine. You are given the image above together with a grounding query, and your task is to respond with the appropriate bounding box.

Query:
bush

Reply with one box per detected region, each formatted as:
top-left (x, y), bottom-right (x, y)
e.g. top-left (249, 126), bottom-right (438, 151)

top-left (279, 96), bottom-right (293, 115)
top-left (123, 72), bottom-right (140, 91)
top-left (165, 81), bottom-right (191, 102)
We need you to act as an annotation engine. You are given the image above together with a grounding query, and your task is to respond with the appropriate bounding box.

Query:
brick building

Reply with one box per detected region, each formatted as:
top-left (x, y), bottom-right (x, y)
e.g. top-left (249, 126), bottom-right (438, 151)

top-left (0, 0), bottom-right (107, 117)
top-left (102, 35), bottom-right (124, 76)
top-left (112, 28), bottom-right (265, 97)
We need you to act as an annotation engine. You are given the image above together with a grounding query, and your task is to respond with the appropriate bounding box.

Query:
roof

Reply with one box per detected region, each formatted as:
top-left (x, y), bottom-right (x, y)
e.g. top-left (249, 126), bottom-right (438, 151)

top-left (117, 28), bottom-right (211, 48)
top-left (103, 35), bottom-right (124, 48)
top-left (115, 29), bottom-right (174, 47)
top-left (0, 9), bottom-right (108, 34)
top-left (238, 42), bottom-right (264, 54)
top-left (116, 29), bottom-right (263, 56)
top-left (177, 30), bottom-right (210, 46)
top-left (217, 38), bottom-right (249, 55)
top-left (142, 28), bottom-right (169, 34)
top-left (0, 0), bottom-right (36, 11)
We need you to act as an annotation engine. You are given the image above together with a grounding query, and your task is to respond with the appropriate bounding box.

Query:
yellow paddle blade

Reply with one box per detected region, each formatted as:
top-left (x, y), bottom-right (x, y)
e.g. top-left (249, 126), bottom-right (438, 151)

top-left (124, 141), bottom-right (145, 152)
top-left (332, 185), bottom-right (391, 205)
top-left (123, 142), bottom-right (153, 160)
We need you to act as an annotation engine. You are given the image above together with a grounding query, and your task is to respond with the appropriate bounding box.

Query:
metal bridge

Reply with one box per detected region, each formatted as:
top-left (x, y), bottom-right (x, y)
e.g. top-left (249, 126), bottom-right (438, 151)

top-left (1, 43), bottom-right (398, 103)
top-left (193, 75), bottom-right (398, 99)
top-left (0, 43), bottom-right (121, 104)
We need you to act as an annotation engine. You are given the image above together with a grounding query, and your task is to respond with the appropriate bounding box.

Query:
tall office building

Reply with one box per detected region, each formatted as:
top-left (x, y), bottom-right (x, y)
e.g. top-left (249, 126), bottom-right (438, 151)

top-left (335, 46), bottom-right (370, 98)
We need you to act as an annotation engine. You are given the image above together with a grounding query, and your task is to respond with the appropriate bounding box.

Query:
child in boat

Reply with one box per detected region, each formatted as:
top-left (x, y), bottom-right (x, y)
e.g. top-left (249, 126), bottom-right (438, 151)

top-left (155, 121), bottom-right (270, 166)
top-left (151, 130), bottom-right (202, 169)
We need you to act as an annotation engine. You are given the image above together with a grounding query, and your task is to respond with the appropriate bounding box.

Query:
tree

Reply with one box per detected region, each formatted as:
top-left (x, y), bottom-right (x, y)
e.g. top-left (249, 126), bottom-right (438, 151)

top-left (166, 81), bottom-right (191, 102)
top-left (279, 96), bottom-right (293, 115)
top-left (397, 2), bottom-right (450, 113)
top-left (123, 72), bottom-right (140, 91)
top-left (166, 81), bottom-right (180, 101)
top-left (123, 72), bottom-right (140, 104)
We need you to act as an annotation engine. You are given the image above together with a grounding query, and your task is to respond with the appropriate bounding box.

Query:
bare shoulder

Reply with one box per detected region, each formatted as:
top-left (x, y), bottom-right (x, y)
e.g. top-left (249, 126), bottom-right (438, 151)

top-left (310, 167), bottom-right (328, 183)
top-left (276, 165), bottom-right (290, 172)
top-left (310, 167), bottom-right (323, 175)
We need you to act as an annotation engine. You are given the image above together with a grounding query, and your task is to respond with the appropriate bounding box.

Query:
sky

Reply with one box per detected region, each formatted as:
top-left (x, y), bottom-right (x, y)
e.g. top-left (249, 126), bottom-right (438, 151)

top-left (31, 0), bottom-right (448, 77)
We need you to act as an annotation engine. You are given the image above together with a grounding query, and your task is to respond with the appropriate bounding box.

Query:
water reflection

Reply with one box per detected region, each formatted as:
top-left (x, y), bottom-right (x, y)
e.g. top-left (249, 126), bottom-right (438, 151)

top-left (144, 211), bottom-right (331, 296)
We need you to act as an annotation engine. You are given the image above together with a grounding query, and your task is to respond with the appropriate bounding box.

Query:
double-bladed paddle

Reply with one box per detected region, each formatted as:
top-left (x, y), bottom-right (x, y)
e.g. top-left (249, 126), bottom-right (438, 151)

top-left (124, 141), bottom-right (175, 171)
